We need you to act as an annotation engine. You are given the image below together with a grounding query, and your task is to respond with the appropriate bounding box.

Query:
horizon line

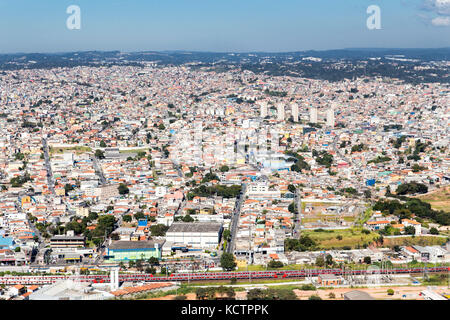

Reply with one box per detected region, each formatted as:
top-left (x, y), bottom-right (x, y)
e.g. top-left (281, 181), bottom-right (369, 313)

top-left (2, 47), bottom-right (450, 56)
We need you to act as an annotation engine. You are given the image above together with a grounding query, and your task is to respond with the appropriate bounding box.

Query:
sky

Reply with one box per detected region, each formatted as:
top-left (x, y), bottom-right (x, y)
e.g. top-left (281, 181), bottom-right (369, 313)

top-left (0, 0), bottom-right (449, 53)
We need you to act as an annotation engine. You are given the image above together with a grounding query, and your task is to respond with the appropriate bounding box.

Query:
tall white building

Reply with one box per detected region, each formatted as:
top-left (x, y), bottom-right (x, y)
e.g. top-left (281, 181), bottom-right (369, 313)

top-left (326, 107), bottom-right (335, 127)
top-left (260, 101), bottom-right (268, 118)
top-left (277, 103), bottom-right (285, 121)
top-left (291, 103), bottom-right (299, 122)
top-left (310, 106), bottom-right (318, 123)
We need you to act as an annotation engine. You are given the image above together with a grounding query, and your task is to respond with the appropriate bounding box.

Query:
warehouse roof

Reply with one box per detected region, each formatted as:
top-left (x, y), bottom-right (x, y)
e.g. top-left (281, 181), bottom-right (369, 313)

top-left (318, 273), bottom-right (340, 280)
top-left (50, 235), bottom-right (85, 241)
top-left (167, 222), bottom-right (222, 233)
top-left (344, 290), bottom-right (375, 300)
top-left (109, 240), bottom-right (164, 250)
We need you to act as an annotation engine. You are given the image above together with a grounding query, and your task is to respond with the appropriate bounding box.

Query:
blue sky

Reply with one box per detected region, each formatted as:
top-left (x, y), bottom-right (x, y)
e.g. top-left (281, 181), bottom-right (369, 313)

top-left (0, 0), bottom-right (449, 53)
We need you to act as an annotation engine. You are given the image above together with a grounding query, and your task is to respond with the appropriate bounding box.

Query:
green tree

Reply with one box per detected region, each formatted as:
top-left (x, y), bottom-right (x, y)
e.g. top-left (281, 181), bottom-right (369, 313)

top-left (222, 229), bottom-right (231, 242)
top-left (181, 214), bottom-right (194, 222)
top-left (111, 233), bottom-right (120, 240)
top-left (325, 254), bottom-right (333, 266)
top-left (300, 284), bottom-right (316, 291)
top-left (315, 256), bottom-right (325, 267)
top-left (267, 260), bottom-right (284, 269)
top-left (201, 172), bottom-right (220, 183)
top-left (247, 289), bottom-right (265, 300)
top-left (288, 184), bottom-right (296, 193)
top-left (145, 266), bottom-right (156, 274)
top-left (118, 183), bottom-right (129, 195)
top-left (100, 140), bottom-right (107, 148)
top-left (288, 202), bottom-right (297, 214)
top-left (88, 211), bottom-right (98, 221)
top-left (220, 252), bottom-right (236, 271)
top-left (412, 163), bottom-right (426, 173)
top-left (430, 227), bottom-right (439, 235)
top-left (64, 183), bottom-right (74, 195)
top-left (148, 257), bottom-right (159, 266)
top-left (95, 149), bottom-right (105, 159)
top-left (404, 226), bottom-right (416, 235)
top-left (134, 211), bottom-right (145, 221)
top-left (150, 224), bottom-right (169, 236)
top-left (135, 259), bottom-right (144, 271)
top-left (284, 236), bottom-right (316, 252)
top-left (195, 287), bottom-right (208, 300)
top-left (95, 214), bottom-right (116, 237)
top-left (395, 182), bottom-right (428, 195)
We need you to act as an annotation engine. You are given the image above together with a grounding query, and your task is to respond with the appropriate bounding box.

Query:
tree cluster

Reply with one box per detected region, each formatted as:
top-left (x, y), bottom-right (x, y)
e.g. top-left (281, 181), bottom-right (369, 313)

top-left (373, 198), bottom-right (449, 225)
top-left (284, 236), bottom-right (317, 252)
top-left (247, 288), bottom-right (297, 300)
top-left (395, 182), bottom-right (428, 195)
top-left (187, 184), bottom-right (241, 200)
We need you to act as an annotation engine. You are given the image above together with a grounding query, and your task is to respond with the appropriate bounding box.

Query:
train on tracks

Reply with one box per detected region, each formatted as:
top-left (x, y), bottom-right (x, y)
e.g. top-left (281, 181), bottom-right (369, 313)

top-left (0, 266), bottom-right (448, 285)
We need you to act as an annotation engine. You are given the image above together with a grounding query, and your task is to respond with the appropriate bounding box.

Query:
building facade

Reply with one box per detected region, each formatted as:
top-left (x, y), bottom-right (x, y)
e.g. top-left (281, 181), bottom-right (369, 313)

top-left (165, 222), bottom-right (223, 249)
top-left (106, 240), bottom-right (163, 262)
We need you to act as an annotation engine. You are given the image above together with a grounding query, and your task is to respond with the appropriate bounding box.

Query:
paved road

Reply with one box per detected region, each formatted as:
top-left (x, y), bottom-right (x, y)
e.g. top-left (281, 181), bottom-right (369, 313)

top-left (331, 132), bottom-right (352, 165)
top-left (293, 188), bottom-right (302, 238)
top-left (42, 138), bottom-right (55, 194)
top-left (92, 154), bottom-right (107, 185)
top-left (226, 183), bottom-right (246, 254)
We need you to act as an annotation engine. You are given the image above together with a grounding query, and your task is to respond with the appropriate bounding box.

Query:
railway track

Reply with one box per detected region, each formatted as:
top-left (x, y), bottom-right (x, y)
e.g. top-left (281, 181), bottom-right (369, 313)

top-left (0, 267), bottom-right (448, 285)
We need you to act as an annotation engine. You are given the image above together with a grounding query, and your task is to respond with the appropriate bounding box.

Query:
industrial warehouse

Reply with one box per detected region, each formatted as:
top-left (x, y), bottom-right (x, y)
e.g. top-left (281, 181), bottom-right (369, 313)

top-left (106, 240), bottom-right (164, 262)
top-left (165, 223), bottom-right (223, 250)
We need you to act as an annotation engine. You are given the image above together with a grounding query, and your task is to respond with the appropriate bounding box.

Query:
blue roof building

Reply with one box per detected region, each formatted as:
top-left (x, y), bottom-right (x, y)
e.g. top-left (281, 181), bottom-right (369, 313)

top-left (0, 236), bottom-right (15, 249)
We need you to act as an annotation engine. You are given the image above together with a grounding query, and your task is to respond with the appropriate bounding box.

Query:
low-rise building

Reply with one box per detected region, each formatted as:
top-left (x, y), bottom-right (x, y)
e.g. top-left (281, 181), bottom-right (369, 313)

top-left (106, 239), bottom-right (164, 262)
top-left (317, 274), bottom-right (344, 286)
top-left (166, 222), bottom-right (223, 249)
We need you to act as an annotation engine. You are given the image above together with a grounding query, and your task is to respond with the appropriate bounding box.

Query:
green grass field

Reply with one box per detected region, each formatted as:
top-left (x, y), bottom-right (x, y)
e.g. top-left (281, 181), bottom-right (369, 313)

top-left (49, 146), bottom-right (92, 155)
top-left (355, 208), bottom-right (373, 226)
top-left (383, 236), bottom-right (448, 247)
top-left (237, 264), bottom-right (311, 272)
top-left (302, 227), bottom-right (379, 249)
top-left (119, 148), bottom-right (149, 154)
top-left (302, 215), bottom-right (356, 224)
top-left (417, 186), bottom-right (450, 212)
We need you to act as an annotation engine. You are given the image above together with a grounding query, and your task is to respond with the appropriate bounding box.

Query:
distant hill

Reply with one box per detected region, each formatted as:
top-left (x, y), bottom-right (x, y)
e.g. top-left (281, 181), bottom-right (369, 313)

top-left (1, 48), bottom-right (449, 83)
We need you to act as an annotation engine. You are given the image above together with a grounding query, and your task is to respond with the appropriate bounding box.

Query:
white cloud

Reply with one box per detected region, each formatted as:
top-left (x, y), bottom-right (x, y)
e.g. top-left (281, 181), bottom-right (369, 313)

top-left (420, 1), bottom-right (450, 26)
top-left (423, 0), bottom-right (450, 15)
top-left (431, 16), bottom-right (450, 25)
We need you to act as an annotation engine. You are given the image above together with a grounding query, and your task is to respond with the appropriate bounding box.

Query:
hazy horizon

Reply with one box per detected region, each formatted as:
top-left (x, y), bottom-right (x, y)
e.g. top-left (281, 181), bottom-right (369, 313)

top-left (2, 46), bottom-right (450, 56)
